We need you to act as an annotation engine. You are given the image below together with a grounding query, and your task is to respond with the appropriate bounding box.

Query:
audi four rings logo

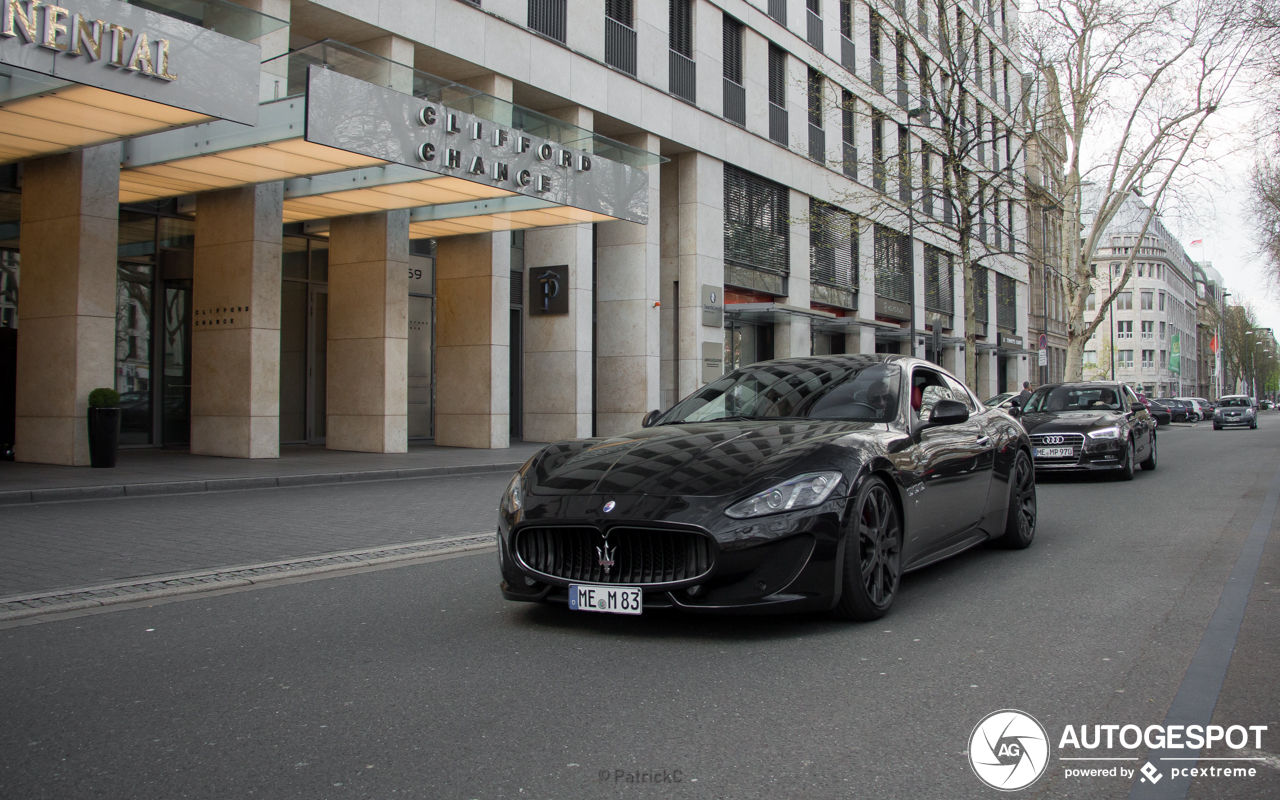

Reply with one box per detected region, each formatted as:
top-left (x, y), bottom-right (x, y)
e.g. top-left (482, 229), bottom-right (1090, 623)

top-left (1041, 435), bottom-right (1066, 445)
top-left (968, 709), bottom-right (1050, 791)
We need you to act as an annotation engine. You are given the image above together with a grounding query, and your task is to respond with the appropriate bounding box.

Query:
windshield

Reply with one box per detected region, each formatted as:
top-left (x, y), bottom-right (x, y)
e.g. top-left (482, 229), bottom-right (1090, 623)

top-left (1220, 397), bottom-right (1252, 408)
top-left (984, 393), bottom-right (1011, 407)
top-left (661, 362), bottom-right (902, 424)
top-left (1024, 384), bottom-right (1121, 413)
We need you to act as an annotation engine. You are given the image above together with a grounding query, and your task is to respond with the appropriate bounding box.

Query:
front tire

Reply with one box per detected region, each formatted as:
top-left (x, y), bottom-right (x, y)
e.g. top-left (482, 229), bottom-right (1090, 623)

top-left (1116, 438), bottom-right (1135, 481)
top-left (1214, 423), bottom-right (1222, 431)
top-left (995, 450), bottom-right (1036, 549)
top-left (1140, 434), bottom-right (1157, 471)
top-left (834, 477), bottom-right (902, 621)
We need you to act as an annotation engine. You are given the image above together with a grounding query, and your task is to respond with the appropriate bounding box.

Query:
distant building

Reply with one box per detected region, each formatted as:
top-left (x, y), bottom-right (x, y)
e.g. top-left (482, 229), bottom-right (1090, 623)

top-left (1082, 192), bottom-right (1199, 397)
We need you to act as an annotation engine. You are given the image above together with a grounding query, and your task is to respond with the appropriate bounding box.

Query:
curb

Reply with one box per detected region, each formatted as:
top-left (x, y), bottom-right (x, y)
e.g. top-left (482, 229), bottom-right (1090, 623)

top-left (0, 533), bottom-right (497, 623)
top-left (0, 462), bottom-right (523, 506)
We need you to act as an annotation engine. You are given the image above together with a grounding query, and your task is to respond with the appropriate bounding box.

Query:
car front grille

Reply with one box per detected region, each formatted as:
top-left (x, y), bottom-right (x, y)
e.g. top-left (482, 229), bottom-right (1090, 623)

top-left (1030, 433), bottom-right (1085, 461)
top-left (514, 526), bottom-right (715, 585)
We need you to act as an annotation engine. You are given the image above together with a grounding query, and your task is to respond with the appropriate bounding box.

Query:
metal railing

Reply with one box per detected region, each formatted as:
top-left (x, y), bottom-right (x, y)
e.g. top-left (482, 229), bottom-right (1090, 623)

top-left (870, 56), bottom-right (884, 93)
top-left (528, 0), bottom-right (566, 43)
top-left (807, 10), bottom-right (824, 50)
top-left (769, 103), bottom-right (789, 145)
top-left (843, 141), bottom-right (857, 179)
top-left (768, 0), bottom-right (787, 25)
top-left (723, 79), bottom-right (746, 126)
top-left (605, 17), bottom-right (637, 76)
top-left (896, 77), bottom-right (908, 108)
top-left (669, 50), bottom-right (696, 103)
top-left (809, 124), bottom-right (826, 163)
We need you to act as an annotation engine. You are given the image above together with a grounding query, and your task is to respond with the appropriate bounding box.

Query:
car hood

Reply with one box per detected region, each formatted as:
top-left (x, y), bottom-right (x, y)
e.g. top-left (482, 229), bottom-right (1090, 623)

top-left (1021, 410), bottom-right (1123, 434)
top-left (527, 419), bottom-right (881, 498)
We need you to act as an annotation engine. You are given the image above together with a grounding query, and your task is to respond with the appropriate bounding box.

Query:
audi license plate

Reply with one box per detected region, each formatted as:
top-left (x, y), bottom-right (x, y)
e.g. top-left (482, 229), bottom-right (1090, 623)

top-left (1035, 446), bottom-right (1074, 458)
top-left (569, 584), bottom-right (642, 615)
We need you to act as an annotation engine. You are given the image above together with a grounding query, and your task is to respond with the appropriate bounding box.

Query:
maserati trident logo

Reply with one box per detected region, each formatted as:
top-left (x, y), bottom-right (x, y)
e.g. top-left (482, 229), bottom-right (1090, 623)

top-left (602, 500), bottom-right (616, 513)
top-left (597, 532), bottom-right (616, 573)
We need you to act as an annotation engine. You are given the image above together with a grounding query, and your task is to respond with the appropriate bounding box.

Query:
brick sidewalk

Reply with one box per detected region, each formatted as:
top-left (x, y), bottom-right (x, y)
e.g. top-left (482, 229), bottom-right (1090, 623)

top-left (0, 441), bottom-right (542, 504)
top-left (0, 466), bottom-right (515, 597)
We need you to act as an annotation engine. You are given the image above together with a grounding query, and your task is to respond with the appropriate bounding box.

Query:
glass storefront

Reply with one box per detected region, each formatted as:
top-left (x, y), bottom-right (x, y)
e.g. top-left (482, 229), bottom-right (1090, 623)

top-left (408, 239), bottom-right (435, 440)
top-left (115, 209), bottom-right (195, 446)
top-left (280, 236), bottom-right (330, 444)
top-left (724, 319), bottom-right (774, 372)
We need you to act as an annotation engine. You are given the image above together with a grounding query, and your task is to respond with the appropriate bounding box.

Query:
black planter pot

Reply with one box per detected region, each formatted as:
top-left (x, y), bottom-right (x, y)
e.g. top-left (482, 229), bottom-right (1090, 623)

top-left (88, 407), bottom-right (120, 468)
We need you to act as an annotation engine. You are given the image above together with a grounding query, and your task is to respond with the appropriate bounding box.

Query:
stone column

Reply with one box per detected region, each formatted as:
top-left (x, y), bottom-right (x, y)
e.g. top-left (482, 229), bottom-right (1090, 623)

top-left (594, 133), bottom-right (661, 436)
top-left (326, 211), bottom-right (409, 453)
top-left (673, 153), bottom-right (724, 395)
top-left (435, 232), bottom-right (509, 448)
top-left (522, 106), bottom-right (595, 442)
top-left (775, 189), bottom-right (811, 358)
top-left (14, 144), bottom-right (120, 466)
top-left (190, 184), bottom-right (283, 458)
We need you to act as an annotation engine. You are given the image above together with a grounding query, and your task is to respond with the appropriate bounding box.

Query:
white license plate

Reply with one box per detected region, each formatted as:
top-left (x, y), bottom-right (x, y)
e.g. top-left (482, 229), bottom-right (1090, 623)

top-left (1035, 446), bottom-right (1075, 458)
top-left (569, 584), bottom-right (642, 615)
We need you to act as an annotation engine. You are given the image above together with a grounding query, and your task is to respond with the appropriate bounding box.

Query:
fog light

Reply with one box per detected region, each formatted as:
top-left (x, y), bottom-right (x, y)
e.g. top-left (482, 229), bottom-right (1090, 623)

top-left (685, 585), bottom-right (704, 597)
top-left (524, 577), bottom-right (538, 587)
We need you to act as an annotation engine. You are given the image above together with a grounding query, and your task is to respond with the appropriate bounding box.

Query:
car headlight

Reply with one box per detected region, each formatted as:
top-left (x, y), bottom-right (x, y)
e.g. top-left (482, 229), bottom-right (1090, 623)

top-left (1087, 426), bottom-right (1121, 440)
top-left (501, 472), bottom-right (523, 518)
top-left (724, 471), bottom-right (843, 519)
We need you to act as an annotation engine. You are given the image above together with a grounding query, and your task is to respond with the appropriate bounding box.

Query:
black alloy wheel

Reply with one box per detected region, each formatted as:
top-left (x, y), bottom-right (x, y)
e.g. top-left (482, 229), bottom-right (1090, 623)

top-left (835, 476), bottom-right (902, 621)
top-left (1117, 438), bottom-right (1135, 481)
top-left (1140, 433), bottom-right (1157, 471)
top-left (996, 450), bottom-right (1036, 549)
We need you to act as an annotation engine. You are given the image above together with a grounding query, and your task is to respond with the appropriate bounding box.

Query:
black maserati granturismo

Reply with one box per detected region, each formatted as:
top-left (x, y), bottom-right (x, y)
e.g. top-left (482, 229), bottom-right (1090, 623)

top-left (498, 355), bottom-right (1036, 620)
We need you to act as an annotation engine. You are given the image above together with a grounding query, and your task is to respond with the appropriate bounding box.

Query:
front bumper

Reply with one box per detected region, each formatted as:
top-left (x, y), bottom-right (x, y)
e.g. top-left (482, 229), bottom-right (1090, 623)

top-left (497, 497), bottom-right (849, 614)
top-left (1033, 438), bottom-right (1128, 472)
top-left (1215, 415), bottom-right (1254, 427)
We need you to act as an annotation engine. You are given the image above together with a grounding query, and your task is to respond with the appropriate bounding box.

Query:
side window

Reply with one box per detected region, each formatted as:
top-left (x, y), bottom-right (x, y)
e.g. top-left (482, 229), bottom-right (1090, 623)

top-left (943, 375), bottom-right (976, 411)
top-left (911, 368), bottom-right (952, 419)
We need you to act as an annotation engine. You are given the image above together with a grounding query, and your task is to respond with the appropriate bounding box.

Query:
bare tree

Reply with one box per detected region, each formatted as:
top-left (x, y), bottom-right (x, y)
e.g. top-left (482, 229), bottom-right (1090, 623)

top-left (1025, 0), bottom-right (1253, 381)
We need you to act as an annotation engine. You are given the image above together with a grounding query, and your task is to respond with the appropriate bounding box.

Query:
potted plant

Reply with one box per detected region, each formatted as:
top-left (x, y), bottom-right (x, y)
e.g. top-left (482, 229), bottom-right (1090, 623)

top-left (87, 387), bottom-right (121, 468)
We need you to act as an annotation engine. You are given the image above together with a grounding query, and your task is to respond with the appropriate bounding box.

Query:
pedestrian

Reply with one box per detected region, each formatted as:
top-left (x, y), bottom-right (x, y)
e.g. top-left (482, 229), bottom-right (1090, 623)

top-left (1016, 381), bottom-right (1033, 409)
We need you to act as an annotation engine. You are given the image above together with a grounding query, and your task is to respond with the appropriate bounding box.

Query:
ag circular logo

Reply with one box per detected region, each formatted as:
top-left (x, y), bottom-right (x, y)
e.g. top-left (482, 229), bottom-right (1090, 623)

top-left (968, 709), bottom-right (1050, 791)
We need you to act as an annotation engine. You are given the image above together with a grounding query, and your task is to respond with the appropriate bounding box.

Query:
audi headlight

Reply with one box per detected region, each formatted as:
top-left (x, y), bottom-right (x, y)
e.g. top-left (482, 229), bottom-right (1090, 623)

top-left (724, 472), bottom-right (843, 519)
top-left (1087, 426), bottom-right (1121, 440)
top-left (501, 472), bottom-right (523, 518)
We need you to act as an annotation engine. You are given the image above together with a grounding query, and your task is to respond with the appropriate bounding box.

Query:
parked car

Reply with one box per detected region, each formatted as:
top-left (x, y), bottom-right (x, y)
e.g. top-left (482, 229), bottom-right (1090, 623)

top-left (1263, 400), bottom-right (1274, 410)
top-left (1142, 398), bottom-right (1172, 427)
top-left (1174, 397), bottom-right (1209, 421)
top-left (1214, 395), bottom-right (1258, 430)
top-left (499, 355), bottom-right (1036, 621)
top-left (984, 392), bottom-right (1019, 410)
top-left (1163, 399), bottom-right (1196, 423)
top-left (1020, 381), bottom-right (1157, 480)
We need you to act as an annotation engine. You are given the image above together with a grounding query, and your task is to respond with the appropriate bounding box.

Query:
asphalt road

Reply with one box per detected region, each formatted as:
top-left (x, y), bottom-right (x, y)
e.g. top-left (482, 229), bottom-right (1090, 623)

top-left (2, 418), bottom-right (1279, 799)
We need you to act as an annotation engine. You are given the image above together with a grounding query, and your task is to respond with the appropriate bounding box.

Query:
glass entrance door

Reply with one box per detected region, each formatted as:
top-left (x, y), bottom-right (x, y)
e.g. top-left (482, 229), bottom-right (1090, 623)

top-left (160, 279), bottom-right (191, 445)
top-left (307, 284), bottom-right (327, 445)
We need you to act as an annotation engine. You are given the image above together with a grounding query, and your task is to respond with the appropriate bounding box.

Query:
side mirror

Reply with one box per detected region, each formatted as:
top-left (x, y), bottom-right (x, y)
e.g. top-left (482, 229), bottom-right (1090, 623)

top-left (927, 399), bottom-right (970, 427)
top-left (641, 409), bottom-right (662, 428)
top-left (1007, 400), bottom-right (1022, 418)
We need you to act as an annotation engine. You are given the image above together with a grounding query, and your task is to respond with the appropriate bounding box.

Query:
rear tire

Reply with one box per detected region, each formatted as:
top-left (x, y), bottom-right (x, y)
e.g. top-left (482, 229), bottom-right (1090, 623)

top-left (834, 477), bottom-right (902, 621)
top-left (995, 450), bottom-right (1036, 549)
top-left (1140, 434), bottom-right (1157, 471)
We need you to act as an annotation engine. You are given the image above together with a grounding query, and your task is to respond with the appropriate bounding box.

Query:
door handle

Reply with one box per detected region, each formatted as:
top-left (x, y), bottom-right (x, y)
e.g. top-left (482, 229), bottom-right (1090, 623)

top-left (975, 436), bottom-right (990, 446)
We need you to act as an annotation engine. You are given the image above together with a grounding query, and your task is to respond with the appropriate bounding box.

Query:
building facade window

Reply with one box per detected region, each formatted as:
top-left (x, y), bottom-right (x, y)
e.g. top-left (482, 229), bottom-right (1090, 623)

top-left (808, 69), bottom-right (825, 163)
top-left (528, 0), bottom-right (567, 43)
top-left (874, 225), bottom-right (911, 303)
top-left (1141, 320), bottom-right (1154, 338)
top-left (1116, 291), bottom-right (1133, 310)
top-left (669, 0), bottom-right (696, 102)
top-left (1142, 349), bottom-right (1154, 368)
top-left (809, 199), bottom-right (858, 309)
top-left (1141, 290), bottom-right (1153, 310)
top-left (924, 244), bottom-right (953, 315)
top-left (768, 44), bottom-right (788, 145)
top-left (841, 89), bottom-right (856, 179)
top-left (996, 272), bottom-right (1016, 331)
top-left (724, 165), bottom-right (790, 295)
top-left (604, 0), bottom-right (637, 75)
top-left (722, 15), bottom-right (745, 126)
top-left (1117, 320), bottom-right (1133, 339)
top-left (1119, 349), bottom-right (1134, 368)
